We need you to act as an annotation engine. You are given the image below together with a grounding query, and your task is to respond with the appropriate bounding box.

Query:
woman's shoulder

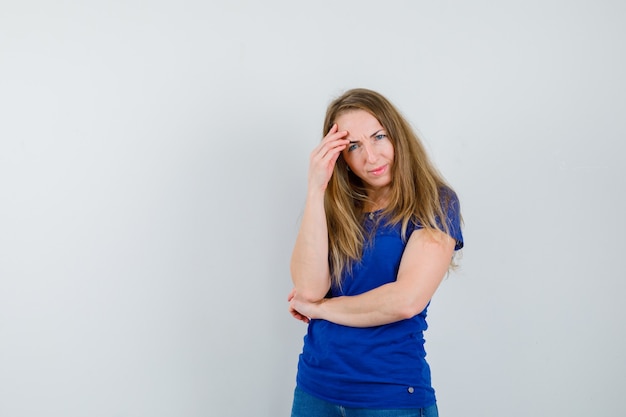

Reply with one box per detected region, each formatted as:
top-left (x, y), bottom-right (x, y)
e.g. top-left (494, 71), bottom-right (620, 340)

top-left (438, 185), bottom-right (460, 206)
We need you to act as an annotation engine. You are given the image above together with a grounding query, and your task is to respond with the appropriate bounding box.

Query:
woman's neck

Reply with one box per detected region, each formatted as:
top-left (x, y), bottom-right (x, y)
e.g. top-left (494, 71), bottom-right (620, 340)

top-left (364, 191), bottom-right (390, 213)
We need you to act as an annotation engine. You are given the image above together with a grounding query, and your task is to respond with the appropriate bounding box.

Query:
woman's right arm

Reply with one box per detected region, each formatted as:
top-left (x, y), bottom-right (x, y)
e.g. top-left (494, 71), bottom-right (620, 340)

top-left (290, 124), bottom-right (348, 302)
top-left (290, 187), bottom-right (331, 302)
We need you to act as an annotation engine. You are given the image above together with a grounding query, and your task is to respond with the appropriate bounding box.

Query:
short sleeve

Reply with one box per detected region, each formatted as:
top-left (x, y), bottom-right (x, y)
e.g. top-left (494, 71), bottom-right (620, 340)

top-left (406, 187), bottom-right (464, 250)
top-left (441, 188), bottom-right (464, 251)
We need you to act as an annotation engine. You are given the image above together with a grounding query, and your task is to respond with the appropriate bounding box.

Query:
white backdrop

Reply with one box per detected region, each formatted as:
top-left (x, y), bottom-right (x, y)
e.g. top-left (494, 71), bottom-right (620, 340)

top-left (1, 1), bottom-right (625, 416)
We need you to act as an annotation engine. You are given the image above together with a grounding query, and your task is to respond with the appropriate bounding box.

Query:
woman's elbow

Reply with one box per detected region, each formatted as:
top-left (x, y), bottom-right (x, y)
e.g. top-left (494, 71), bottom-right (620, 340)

top-left (396, 298), bottom-right (429, 320)
top-left (290, 267), bottom-right (330, 301)
top-left (290, 277), bottom-right (330, 302)
top-left (296, 288), bottom-right (329, 303)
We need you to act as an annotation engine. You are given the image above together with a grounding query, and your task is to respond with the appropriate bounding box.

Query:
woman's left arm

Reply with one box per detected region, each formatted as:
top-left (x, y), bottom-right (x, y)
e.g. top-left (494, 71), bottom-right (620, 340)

top-left (288, 228), bottom-right (456, 327)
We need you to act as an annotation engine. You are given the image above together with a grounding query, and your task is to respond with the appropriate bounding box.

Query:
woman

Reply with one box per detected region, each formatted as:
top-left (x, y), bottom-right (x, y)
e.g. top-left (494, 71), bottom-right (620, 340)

top-left (288, 88), bottom-right (463, 417)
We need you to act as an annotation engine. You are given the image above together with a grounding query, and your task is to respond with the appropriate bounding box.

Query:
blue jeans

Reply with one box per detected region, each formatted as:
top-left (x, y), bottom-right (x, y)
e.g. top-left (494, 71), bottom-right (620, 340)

top-left (291, 386), bottom-right (439, 417)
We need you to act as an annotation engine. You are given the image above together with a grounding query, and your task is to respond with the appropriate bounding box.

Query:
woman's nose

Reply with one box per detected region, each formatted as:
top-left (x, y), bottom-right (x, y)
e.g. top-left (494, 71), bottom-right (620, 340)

top-left (362, 142), bottom-right (377, 163)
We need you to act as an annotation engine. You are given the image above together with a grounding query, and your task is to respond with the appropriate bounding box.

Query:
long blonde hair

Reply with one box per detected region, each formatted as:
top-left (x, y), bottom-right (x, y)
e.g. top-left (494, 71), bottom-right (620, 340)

top-left (323, 88), bottom-right (460, 288)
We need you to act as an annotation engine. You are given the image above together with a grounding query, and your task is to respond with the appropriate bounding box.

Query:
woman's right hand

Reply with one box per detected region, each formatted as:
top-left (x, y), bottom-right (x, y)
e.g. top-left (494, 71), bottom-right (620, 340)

top-left (287, 288), bottom-right (311, 324)
top-left (308, 124), bottom-right (349, 191)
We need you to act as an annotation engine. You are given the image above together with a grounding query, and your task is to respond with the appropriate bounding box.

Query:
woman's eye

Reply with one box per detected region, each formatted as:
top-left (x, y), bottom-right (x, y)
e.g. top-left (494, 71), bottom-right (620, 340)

top-left (375, 134), bottom-right (387, 141)
top-left (348, 142), bottom-right (359, 152)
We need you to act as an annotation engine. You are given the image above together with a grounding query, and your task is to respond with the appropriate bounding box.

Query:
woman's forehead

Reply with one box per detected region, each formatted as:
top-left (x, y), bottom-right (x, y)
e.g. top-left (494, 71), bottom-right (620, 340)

top-left (335, 110), bottom-right (383, 135)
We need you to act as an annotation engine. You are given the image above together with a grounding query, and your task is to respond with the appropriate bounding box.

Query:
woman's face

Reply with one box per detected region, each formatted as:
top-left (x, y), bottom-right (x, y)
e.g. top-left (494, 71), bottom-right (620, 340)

top-left (336, 109), bottom-right (394, 196)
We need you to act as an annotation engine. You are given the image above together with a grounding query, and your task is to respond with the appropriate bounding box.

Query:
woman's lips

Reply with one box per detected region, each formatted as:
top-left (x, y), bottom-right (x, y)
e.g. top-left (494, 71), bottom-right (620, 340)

top-left (369, 165), bottom-right (388, 176)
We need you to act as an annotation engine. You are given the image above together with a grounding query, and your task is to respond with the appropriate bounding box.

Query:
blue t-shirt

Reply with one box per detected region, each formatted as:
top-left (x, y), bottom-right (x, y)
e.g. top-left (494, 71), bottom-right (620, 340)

top-left (296, 192), bottom-right (464, 408)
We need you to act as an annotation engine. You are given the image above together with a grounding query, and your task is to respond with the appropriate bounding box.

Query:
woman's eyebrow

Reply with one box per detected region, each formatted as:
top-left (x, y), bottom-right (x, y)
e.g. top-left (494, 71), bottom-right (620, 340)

top-left (348, 130), bottom-right (385, 143)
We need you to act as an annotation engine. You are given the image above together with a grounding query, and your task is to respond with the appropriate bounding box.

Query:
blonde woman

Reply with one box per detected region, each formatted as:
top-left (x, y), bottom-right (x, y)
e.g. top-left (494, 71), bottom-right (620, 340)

top-left (288, 88), bottom-right (464, 417)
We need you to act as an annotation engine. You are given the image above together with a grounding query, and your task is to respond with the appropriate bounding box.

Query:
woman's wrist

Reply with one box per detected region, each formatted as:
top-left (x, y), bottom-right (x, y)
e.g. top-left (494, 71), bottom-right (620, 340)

top-left (315, 296), bottom-right (332, 321)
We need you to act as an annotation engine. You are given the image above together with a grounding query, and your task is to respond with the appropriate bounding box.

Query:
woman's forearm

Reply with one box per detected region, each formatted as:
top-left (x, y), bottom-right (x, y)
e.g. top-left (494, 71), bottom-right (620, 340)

top-left (290, 189), bottom-right (331, 301)
top-left (316, 281), bottom-right (423, 327)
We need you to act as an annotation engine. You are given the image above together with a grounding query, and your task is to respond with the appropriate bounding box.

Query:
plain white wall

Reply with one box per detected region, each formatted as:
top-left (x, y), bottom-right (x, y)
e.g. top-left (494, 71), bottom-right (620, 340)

top-left (1, 1), bottom-right (625, 416)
